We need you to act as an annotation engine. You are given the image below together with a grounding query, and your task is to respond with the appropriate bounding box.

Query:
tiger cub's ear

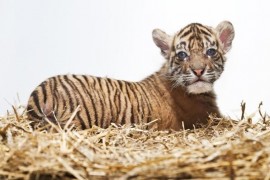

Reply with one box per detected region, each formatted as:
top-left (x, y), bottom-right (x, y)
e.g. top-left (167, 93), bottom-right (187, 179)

top-left (152, 29), bottom-right (172, 59)
top-left (216, 21), bottom-right (235, 53)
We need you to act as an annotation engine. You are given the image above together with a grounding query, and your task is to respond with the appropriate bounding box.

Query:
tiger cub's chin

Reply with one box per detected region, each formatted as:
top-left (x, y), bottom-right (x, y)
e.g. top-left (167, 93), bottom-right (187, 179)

top-left (186, 81), bottom-right (213, 94)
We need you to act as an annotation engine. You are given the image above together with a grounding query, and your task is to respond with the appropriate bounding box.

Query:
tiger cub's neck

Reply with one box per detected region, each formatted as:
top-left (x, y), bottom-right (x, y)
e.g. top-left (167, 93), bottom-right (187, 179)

top-left (141, 66), bottom-right (221, 130)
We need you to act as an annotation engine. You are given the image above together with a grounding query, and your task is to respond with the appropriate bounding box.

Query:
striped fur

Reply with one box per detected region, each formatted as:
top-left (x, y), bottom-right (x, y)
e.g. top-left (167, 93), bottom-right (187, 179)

top-left (27, 21), bottom-right (234, 130)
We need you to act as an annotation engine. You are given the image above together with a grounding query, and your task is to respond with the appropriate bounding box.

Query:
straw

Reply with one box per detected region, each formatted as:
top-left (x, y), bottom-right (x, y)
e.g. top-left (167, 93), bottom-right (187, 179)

top-left (0, 104), bottom-right (269, 179)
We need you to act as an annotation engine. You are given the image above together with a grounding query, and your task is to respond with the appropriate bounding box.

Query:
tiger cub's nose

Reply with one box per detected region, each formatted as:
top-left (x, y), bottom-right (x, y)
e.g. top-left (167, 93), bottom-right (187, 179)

top-left (192, 68), bottom-right (205, 77)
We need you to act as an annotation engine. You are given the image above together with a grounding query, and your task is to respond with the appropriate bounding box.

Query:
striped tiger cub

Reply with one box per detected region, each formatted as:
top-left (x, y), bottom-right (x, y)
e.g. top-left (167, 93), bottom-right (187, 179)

top-left (27, 21), bottom-right (234, 130)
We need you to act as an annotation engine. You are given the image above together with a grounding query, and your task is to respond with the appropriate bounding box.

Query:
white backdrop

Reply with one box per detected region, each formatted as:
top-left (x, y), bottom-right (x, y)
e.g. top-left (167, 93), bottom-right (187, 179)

top-left (0, 0), bottom-right (270, 119)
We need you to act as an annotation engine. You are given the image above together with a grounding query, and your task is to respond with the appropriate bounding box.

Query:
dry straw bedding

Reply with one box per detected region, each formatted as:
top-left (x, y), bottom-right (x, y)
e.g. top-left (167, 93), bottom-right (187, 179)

top-left (0, 105), bottom-right (270, 180)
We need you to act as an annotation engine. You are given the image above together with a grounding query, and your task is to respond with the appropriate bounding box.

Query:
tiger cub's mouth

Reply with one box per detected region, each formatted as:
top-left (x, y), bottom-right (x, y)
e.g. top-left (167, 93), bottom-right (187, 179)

top-left (193, 79), bottom-right (205, 83)
top-left (189, 76), bottom-right (210, 85)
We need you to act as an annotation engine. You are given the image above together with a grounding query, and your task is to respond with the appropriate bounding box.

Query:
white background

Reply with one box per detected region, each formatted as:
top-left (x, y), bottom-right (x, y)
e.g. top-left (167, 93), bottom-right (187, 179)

top-left (0, 0), bottom-right (270, 119)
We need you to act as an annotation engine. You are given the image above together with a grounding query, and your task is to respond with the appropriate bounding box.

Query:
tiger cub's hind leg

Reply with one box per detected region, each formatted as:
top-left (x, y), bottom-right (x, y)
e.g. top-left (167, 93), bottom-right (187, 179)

top-left (26, 100), bottom-right (58, 129)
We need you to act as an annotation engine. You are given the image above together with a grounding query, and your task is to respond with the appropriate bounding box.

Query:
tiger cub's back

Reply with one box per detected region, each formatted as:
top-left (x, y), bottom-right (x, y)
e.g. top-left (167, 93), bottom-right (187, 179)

top-left (27, 74), bottom-right (162, 129)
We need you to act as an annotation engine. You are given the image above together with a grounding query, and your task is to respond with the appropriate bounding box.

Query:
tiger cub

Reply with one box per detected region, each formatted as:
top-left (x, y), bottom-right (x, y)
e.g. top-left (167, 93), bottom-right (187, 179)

top-left (27, 21), bottom-right (234, 130)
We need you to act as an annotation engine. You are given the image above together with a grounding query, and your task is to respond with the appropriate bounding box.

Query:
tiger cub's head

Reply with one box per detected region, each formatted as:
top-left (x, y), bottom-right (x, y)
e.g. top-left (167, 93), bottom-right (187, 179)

top-left (153, 21), bottom-right (234, 94)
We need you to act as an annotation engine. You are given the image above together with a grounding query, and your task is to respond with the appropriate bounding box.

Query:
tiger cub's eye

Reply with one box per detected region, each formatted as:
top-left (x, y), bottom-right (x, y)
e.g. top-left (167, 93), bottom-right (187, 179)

top-left (206, 48), bottom-right (217, 57)
top-left (177, 51), bottom-right (188, 60)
